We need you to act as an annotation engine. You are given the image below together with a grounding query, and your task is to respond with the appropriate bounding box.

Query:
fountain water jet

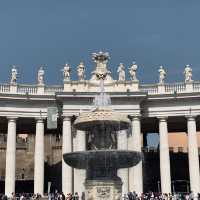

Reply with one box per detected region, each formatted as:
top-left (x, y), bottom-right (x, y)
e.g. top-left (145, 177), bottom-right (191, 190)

top-left (63, 52), bottom-right (142, 200)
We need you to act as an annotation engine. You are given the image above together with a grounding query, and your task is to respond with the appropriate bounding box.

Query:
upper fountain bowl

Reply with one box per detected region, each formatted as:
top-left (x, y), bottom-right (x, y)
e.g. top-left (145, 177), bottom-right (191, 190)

top-left (74, 107), bottom-right (130, 131)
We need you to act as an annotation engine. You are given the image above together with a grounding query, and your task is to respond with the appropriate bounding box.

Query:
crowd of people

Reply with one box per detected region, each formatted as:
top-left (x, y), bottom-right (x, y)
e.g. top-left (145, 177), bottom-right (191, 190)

top-left (0, 192), bottom-right (80, 200)
top-left (122, 191), bottom-right (200, 199)
top-left (1, 191), bottom-right (200, 200)
top-left (0, 193), bottom-right (42, 200)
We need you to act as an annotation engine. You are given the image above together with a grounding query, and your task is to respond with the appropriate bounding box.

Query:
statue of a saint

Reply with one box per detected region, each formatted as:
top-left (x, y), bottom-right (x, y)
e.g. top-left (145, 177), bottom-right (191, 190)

top-left (117, 63), bottom-right (125, 81)
top-left (184, 64), bottom-right (192, 83)
top-left (63, 63), bottom-right (71, 81)
top-left (37, 66), bottom-right (45, 85)
top-left (158, 66), bottom-right (166, 84)
top-left (129, 62), bottom-right (138, 81)
top-left (77, 62), bottom-right (85, 81)
top-left (10, 65), bottom-right (18, 84)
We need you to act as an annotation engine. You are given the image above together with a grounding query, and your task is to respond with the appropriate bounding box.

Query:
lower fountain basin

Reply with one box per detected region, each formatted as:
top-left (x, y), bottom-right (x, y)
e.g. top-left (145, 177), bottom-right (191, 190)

top-left (63, 150), bottom-right (142, 169)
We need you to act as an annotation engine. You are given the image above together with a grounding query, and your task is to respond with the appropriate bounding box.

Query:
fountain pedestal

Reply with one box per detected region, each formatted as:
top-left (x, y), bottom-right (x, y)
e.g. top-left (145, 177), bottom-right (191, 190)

top-left (85, 179), bottom-right (122, 200)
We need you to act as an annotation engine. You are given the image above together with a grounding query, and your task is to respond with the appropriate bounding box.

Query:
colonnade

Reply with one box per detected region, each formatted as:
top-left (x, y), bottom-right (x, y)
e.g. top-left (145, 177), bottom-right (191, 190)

top-left (3, 115), bottom-right (200, 196)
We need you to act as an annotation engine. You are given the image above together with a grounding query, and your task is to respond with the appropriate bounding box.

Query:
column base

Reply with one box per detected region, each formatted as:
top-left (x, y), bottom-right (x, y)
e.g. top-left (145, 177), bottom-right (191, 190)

top-left (85, 179), bottom-right (122, 200)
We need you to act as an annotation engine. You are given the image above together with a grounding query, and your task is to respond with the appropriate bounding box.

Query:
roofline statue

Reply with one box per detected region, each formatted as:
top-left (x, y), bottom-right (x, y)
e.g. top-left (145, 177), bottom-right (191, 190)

top-left (129, 61), bottom-right (138, 81)
top-left (37, 66), bottom-right (45, 85)
top-left (10, 65), bottom-right (18, 85)
top-left (77, 62), bottom-right (85, 81)
top-left (184, 64), bottom-right (193, 83)
top-left (158, 66), bottom-right (166, 84)
top-left (62, 63), bottom-right (71, 82)
top-left (117, 63), bottom-right (125, 81)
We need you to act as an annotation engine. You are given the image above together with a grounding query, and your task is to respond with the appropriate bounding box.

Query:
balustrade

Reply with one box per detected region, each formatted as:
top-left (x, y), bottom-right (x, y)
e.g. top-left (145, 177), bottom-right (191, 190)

top-left (164, 82), bottom-right (186, 93)
top-left (44, 85), bottom-right (64, 94)
top-left (0, 84), bottom-right (10, 93)
top-left (193, 81), bottom-right (200, 92)
top-left (0, 81), bottom-right (200, 95)
top-left (139, 84), bottom-right (158, 94)
top-left (17, 84), bottom-right (38, 94)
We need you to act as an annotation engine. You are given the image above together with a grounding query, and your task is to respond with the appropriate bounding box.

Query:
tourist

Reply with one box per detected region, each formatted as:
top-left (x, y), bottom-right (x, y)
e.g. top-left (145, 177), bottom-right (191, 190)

top-left (150, 192), bottom-right (154, 200)
top-left (81, 192), bottom-right (85, 200)
top-left (73, 192), bottom-right (79, 200)
top-left (50, 192), bottom-right (55, 200)
top-left (1, 194), bottom-right (7, 200)
top-left (48, 193), bottom-right (52, 200)
top-left (31, 194), bottom-right (36, 200)
top-left (127, 192), bottom-right (133, 200)
top-left (122, 193), bottom-right (129, 200)
top-left (61, 192), bottom-right (65, 200)
top-left (66, 193), bottom-right (73, 200)
top-left (132, 191), bottom-right (137, 199)
top-left (6, 193), bottom-right (15, 200)
top-left (36, 193), bottom-right (42, 200)
top-left (19, 193), bottom-right (24, 200)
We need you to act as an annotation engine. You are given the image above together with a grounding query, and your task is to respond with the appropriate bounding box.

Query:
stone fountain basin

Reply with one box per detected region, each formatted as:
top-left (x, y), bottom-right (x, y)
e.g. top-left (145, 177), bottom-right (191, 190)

top-left (74, 120), bottom-right (130, 131)
top-left (63, 150), bottom-right (142, 169)
top-left (73, 109), bottom-right (130, 131)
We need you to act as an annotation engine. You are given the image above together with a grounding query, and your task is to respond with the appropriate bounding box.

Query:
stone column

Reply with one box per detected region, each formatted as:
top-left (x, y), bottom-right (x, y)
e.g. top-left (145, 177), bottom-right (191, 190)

top-left (74, 130), bottom-right (86, 196)
top-left (187, 116), bottom-right (200, 196)
top-left (34, 118), bottom-right (44, 195)
top-left (5, 117), bottom-right (17, 196)
top-left (128, 116), bottom-right (143, 194)
top-left (159, 117), bottom-right (171, 193)
top-left (62, 116), bottom-right (73, 196)
top-left (117, 130), bottom-right (128, 195)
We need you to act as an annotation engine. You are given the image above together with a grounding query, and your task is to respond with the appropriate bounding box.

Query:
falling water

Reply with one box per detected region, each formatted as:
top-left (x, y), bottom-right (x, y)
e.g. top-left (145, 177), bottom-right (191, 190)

top-left (93, 79), bottom-right (111, 107)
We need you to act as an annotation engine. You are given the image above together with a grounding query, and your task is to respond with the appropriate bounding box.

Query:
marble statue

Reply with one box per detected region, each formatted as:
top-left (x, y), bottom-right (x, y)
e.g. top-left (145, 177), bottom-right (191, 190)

top-left (184, 65), bottom-right (193, 83)
top-left (37, 66), bottom-right (45, 85)
top-left (129, 62), bottom-right (138, 81)
top-left (117, 63), bottom-right (125, 81)
top-left (90, 51), bottom-right (113, 82)
top-left (10, 65), bottom-right (18, 84)
top-left (63, 63), bottom-right (71, 81)
top-left (158, 66), bottom-right (166, 84)
top-left (77, 62), bottom-right (85, 81)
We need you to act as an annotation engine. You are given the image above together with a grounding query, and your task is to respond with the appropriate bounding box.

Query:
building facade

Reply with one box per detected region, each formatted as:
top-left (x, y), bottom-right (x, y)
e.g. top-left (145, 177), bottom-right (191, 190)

top-left (0, 52), bottom-right (200, 196)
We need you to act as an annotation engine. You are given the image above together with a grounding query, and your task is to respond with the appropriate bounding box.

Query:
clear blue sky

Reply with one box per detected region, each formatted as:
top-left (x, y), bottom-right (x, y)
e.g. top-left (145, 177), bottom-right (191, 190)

top-left (0, 0), bottom-right (200, 85)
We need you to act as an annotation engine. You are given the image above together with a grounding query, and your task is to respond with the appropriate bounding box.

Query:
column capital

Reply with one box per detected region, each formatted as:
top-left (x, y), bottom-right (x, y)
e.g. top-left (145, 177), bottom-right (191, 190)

top-left (128, 114), bottom-right (141, 121)
top-left (62, 115), bottom-right (73, 121)
top-left (35, 117), bottom-right (45, 123)
top-left (7, 117), bottom-right (18, 122)
top-left (157, 116), bottom-right (168, 122)
top-left (185, 115), bottom-right (196, 121)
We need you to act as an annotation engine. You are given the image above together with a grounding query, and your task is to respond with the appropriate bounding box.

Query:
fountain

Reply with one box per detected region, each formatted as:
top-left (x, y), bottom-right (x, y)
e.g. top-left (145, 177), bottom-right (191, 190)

top-left (63, 52), bottom-right (142, 200)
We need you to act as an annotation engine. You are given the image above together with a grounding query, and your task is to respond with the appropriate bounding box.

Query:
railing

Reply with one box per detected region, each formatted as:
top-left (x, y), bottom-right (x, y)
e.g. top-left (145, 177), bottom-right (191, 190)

top-left (164, 82), bottom-right (186, 93)
top-left (17, 84), bottom-right (38, 94)
top-left (193, 81), bottom-right (200, 92)
top-left (139, 84), bottom-right (158, 94)
top-left (0, 81), bottom-right (200, 95)
top-left (0, 84), bottom-right (10, 93)
top-left (0, 83), bottom-right (64, 95)
top-left (44, 85), bottom-right (64, 94)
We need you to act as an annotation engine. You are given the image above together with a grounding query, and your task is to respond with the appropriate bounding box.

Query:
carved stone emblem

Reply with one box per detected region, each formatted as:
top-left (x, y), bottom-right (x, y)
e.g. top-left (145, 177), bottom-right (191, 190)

top-left (96, 187), bottom-right (111, 199)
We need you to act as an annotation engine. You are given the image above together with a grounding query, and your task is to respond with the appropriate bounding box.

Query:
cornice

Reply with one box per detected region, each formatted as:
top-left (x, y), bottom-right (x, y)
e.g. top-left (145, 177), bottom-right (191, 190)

top-left (147, 92), bottom-right (200, 100)
top-left (0, 92), bottom-right (56, 101)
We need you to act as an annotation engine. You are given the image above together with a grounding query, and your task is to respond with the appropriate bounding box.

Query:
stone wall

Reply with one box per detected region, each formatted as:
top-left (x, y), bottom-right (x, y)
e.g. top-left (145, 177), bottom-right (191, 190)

top-left (0, 133), bottom-right (62, 180)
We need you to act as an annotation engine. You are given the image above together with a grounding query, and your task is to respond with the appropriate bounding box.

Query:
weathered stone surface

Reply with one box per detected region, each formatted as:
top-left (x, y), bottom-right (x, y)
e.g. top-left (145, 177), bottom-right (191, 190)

top-left (73, 107), bottom-right (130, 131)
top-left (85, 179), bottom-right (122, 200)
